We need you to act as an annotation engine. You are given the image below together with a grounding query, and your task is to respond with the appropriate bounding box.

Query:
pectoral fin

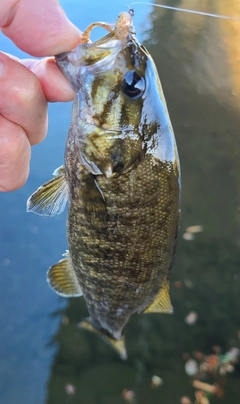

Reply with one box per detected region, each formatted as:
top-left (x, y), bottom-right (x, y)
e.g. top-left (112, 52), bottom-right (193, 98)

top-left (27, 165), bottom-right (68, 216)
top-left (47, 252), bottom-right (82, 297)
top-left (144, 282), bottom-right (173, 314)
top-left (81, 175), bottom-right (107, 222)
top-left (78, 318), bottom-right (127, 360)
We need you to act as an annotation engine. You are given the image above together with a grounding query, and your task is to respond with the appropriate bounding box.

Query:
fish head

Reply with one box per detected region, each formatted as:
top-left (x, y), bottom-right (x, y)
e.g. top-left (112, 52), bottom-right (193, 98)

top-left (56, 11), bottom-right (176, 178)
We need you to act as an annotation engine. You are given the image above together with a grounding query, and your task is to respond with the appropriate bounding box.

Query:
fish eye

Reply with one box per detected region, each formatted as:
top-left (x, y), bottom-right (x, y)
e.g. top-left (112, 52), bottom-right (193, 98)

top-left (121, 71), bottom-right (145, 99)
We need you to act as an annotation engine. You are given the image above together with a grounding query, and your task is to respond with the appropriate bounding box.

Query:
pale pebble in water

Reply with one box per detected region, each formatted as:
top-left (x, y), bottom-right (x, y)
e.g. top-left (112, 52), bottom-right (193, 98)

top-left (185, 225), bottom-right (204, 233)
top-left (184, 311), bottom-right (198, 325)
top-left (185, 359), bottom-right (198, 376)
top-left (180, 397), bottom-right (193, 404)
top-left (65, 384), bottom-right (76, 395)
top-left (151, 374), bottom-right (163, 387)
top-left (182, 232), bottom-right (195, 241)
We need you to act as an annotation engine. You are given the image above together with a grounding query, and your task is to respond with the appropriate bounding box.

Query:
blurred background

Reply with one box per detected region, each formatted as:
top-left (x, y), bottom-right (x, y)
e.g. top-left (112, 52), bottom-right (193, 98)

top-left (0, 1), bottom-right (240, 403)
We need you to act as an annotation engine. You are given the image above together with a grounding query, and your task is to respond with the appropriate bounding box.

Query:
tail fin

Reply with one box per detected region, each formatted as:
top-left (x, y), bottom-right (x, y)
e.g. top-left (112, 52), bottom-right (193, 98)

top-left (78, 318), bottom-right (127, 360)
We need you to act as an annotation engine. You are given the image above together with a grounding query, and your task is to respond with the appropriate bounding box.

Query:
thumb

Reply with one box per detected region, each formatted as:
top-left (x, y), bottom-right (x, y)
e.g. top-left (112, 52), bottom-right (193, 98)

top-left (1, 0), bottom-right (82, 57)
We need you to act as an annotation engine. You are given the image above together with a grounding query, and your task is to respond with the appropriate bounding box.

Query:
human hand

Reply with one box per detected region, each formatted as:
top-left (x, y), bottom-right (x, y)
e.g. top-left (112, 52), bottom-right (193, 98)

top-left (0, 0), bottom-right (82, 191)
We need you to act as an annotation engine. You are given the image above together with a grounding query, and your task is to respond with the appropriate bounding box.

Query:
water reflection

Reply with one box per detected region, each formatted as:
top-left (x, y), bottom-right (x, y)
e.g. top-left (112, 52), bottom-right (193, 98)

top-left (1, 1), bottom-right (240, 403)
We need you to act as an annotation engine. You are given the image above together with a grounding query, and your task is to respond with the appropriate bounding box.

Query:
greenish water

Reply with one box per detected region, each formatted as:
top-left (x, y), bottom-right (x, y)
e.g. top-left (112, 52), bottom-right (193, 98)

top-left (0, 1), bottom-right (240, 403)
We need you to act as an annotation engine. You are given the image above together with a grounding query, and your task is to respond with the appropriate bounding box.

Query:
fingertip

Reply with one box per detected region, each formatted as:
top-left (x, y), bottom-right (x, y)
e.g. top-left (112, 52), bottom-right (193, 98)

top-left (23, 58), bottom-right (76, 102)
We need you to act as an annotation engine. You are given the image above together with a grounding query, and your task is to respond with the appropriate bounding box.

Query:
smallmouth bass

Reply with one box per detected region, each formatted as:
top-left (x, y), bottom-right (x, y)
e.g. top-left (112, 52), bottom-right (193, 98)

top-left (27, 10), bottom-right (181, 359)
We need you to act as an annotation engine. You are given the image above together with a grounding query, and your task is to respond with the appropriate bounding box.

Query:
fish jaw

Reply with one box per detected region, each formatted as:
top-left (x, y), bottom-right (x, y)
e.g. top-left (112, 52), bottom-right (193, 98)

top-left (55, 10), bottom-right (135, 92)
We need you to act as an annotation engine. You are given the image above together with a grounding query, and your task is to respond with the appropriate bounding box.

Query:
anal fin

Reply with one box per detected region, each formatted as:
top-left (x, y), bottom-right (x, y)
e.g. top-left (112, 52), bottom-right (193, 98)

top-left (144, 281), bottom-right (173, 314)
top-left (47, 252), bottom-right (82, 297)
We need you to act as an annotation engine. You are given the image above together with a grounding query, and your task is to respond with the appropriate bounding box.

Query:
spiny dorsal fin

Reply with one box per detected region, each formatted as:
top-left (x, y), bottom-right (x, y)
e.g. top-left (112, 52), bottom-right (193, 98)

top-left (27, 165), bottom-right (68, 216)
top-left (78, 318), bottom-right (127, 360)
top-left (144, 281), bottom-right (173, 314)
top-left (47, 253), bottom-right (82, 297)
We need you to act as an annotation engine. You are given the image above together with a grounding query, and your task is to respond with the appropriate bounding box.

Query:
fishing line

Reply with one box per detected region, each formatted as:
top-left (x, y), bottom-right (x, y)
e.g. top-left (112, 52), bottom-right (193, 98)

top-left (130, 2), bottom-right (240, 21)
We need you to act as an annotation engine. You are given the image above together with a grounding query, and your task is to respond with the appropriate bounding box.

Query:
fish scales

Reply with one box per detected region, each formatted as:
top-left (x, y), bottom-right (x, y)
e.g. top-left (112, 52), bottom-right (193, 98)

top-left (66, 143), bottom-right (179, 335)
top-left (27, 10), bottom-right (181, 358)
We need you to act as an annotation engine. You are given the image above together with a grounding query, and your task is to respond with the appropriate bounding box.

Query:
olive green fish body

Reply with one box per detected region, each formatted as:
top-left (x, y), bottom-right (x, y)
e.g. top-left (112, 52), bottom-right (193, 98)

top-left (65, 128), bottom-right (179, 339)
top-left (27, 11), bottom-right (181, 358)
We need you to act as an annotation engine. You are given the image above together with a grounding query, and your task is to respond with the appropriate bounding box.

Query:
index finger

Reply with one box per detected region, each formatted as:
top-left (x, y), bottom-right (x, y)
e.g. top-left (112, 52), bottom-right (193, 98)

top-left (0, 52), bottom-right (48, 145)
top-left (1, 0), bottom-right (82, 57)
